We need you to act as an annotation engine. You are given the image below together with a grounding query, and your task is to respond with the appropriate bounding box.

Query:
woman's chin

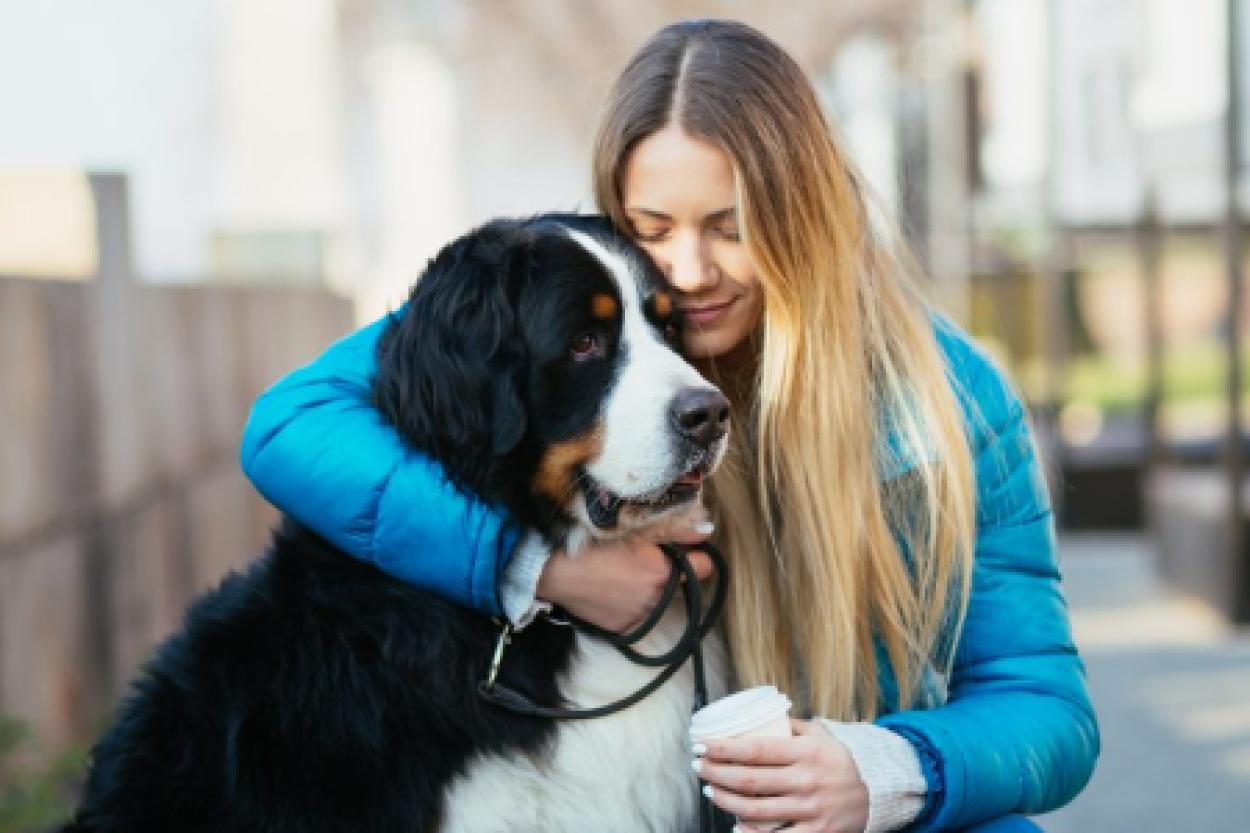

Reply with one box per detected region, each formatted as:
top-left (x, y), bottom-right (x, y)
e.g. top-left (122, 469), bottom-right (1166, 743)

top-left (682, 330), bottom-right (732, 360)
top-left (682, 298), bottom-right (763, 364)
top-left (684, 326), bottom-right (758, 367)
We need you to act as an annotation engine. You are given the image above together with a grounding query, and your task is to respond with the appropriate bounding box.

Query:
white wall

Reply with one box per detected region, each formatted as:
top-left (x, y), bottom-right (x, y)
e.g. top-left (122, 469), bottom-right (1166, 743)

top-left (0, 0), bottom-right (219, 281)
top-left (217, 0), bottom-right (345, 230)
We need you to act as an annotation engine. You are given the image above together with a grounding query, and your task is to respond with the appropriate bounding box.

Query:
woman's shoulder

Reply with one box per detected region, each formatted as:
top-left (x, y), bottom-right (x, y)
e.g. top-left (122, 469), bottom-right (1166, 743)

top-left (877, 312), bottom-right (1029, 482)
top-left (931, 313), bottom-right (1007, 397)
top-left (930, 312), bottom-right (1055, 533)
top-left (929, 312), bottom-right (1025, 449)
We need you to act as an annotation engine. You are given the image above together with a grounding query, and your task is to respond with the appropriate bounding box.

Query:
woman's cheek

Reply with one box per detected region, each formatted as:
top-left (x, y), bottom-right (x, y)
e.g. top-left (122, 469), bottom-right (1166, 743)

top-left (720, 248), bottom-right (761, 291)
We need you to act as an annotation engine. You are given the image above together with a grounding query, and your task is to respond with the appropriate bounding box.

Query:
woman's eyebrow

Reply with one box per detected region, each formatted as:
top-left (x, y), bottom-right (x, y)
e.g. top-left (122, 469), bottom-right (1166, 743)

top-left (626, 207), bottom-right (671, 220)
top-left (626, 207), bottom-right (737, 222)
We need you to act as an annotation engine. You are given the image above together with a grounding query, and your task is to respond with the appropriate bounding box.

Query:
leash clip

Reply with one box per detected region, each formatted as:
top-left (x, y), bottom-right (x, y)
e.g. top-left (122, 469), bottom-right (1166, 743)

top-left (486, 621), bottom-right (513, 688)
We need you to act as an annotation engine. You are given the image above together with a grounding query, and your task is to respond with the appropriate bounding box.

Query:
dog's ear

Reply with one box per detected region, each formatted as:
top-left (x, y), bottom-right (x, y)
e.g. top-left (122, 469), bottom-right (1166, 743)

top-left (373, 222), bottom-right (530, 491)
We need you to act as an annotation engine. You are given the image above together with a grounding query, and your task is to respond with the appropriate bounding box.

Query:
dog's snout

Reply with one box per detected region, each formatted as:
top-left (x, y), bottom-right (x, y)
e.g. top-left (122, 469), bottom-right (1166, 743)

top-left (670, 388), bottom-right (730, 446)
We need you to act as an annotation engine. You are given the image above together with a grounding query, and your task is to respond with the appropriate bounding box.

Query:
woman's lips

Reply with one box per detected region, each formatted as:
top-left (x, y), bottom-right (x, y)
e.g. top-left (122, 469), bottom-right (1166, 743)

top-left (682, 298), bottom-right (736, 327)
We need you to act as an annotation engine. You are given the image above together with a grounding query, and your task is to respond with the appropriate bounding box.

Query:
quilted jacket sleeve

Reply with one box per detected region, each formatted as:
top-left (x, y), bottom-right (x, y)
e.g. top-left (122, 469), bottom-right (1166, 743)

top-left (239, 312), bottom-right (521, 614)
top-left (876, 338), bottom-right (1100, 830)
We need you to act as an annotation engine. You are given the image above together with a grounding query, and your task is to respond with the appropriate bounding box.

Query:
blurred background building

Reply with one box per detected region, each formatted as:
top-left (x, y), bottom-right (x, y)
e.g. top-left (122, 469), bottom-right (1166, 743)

top-left (1, 0), bottom-right (1248, 829)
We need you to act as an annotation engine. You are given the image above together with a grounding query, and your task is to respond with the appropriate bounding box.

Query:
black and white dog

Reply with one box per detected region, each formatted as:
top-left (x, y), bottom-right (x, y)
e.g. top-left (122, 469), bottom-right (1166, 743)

top-left (63, 215), bottom-right (731, 833)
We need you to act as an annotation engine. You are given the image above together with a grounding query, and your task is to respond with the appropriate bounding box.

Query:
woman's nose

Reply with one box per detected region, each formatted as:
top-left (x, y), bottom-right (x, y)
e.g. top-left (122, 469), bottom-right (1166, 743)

top-left (665, 235), bottom-right (719, 294)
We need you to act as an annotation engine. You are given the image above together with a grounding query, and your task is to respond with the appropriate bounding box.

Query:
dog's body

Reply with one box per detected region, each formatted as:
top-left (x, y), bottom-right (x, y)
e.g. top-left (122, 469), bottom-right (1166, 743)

top-left (65, 215), bottom-right (731, 833)
top-left (443, 592), bottom-right (728, 832)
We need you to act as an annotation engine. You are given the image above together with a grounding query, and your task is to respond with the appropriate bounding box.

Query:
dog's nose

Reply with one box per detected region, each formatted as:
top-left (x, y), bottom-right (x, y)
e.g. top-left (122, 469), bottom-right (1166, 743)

top-left (670, 388), bottom-right (730, 446)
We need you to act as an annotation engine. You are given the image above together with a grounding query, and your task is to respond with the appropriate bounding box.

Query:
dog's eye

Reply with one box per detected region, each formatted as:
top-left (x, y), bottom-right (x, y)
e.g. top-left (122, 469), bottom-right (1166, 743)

top-left (570, 332), bottom-right (605, 361)
top-left (662, 323), bottom-right (680, 345)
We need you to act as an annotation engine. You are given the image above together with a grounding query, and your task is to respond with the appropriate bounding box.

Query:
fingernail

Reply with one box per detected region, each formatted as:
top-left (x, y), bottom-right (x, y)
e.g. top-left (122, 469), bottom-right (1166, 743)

top-left (695, 521), bottom-right (715, 534)
top-left (702, 784), bottom-right (714, 799)
top-left (691, 758), bottom-right (703, 773)
top-left (692, 742), bottom-right (708, 756)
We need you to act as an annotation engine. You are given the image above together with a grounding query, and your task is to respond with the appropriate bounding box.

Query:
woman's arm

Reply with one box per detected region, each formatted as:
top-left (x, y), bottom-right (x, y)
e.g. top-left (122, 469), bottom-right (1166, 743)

top-left (239, 312), bottom-right (520, 614)
top-left (240, 312), bottom-right (715, 621)
top-left (876, 344), bottom-right (1100, 831)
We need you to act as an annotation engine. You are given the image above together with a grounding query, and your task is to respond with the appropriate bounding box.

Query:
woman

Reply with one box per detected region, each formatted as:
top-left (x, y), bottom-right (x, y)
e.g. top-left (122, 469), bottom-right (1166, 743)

top-left (241, 19), bottom-right (1097, 832)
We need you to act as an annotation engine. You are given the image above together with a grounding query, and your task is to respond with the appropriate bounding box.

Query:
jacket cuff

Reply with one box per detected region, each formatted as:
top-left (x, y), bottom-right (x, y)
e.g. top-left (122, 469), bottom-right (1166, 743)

top-left (500, 530), bottom-right (552, 628)
top-left (819, 720), bottom-right (926, 833)
top-left (875, 721), bottom-right (944, 830)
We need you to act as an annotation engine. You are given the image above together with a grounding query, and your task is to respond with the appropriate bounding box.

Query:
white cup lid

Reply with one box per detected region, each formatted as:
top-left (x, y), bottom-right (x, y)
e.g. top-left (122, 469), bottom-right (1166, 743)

top-left (689, 685), bottom-right (792, 741)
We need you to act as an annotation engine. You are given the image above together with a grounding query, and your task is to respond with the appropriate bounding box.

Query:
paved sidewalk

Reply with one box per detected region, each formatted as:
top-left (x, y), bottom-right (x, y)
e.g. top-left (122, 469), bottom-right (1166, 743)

top-left (1037, 533), bottom-right (1250, 832)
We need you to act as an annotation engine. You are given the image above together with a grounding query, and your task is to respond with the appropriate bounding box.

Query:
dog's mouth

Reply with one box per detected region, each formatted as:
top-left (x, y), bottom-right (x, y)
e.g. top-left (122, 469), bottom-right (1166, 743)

top-left (583, 463), bottom-right (710, 530)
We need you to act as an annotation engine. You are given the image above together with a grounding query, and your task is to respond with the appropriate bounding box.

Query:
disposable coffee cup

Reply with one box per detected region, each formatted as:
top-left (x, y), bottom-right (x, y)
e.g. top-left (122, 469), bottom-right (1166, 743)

top-left (690, 685), bottom-right (793, 743)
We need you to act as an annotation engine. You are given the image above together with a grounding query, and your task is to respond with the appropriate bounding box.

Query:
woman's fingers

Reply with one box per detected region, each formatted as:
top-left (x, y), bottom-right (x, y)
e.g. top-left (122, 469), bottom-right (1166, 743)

top-left (534, 513), bottom-right (720, 632)
top-left (696, 734), bottom-right (803, 766)
top-left (660, 523), bottom-right (718, 580)
top-left (693, 724), bottom-right (870, 831)
top-left (695, 760), bottom-right (809, 798)
top-left (664, 516), bottom-right (715, 545)
top-left (701, 784), bottom-right (815, 825)
top-left (536, 539), bottom-right (675, 632)
top-left (682, 550), bottom-right (715, 581)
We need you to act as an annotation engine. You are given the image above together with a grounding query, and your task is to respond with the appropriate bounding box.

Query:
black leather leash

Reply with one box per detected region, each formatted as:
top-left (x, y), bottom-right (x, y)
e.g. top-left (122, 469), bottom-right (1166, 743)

top-left (477, 541), bottom-right (728, 832)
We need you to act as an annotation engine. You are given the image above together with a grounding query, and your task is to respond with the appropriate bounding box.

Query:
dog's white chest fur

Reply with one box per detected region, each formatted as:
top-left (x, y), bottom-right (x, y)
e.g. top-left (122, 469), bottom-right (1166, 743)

top-left (440, 607), bottom-right (728, 833)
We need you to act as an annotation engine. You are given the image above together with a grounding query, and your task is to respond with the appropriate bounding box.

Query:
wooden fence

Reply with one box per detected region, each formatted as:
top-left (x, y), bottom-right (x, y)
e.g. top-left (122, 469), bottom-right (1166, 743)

top-left (0, 175), bottom-right (354, 748)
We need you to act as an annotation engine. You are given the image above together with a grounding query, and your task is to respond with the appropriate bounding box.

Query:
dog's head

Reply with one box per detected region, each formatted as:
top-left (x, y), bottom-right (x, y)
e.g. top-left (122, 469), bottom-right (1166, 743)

top-left (374, 214), bottom-right (729, 549)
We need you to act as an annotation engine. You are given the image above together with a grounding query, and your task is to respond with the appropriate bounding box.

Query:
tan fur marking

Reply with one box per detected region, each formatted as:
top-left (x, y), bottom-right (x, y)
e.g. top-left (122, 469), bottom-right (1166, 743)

top-left (592, 293), bottom-right (619, 320)
top-left (533, 424), bottom-right (604, 503)
top-left (652, 291), bottom-right (673, 318)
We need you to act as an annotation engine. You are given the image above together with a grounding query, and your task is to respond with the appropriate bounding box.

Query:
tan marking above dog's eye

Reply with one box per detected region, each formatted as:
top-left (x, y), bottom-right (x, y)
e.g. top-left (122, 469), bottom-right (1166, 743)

top-left (651, 292), bottom-right (673, 318)
top-left (592, 293), bottom-right (619, 320)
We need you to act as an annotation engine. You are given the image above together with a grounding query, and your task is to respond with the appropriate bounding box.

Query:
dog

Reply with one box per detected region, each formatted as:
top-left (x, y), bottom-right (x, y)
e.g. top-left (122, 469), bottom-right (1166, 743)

top-left (62, 214), bottom-right (731, 833)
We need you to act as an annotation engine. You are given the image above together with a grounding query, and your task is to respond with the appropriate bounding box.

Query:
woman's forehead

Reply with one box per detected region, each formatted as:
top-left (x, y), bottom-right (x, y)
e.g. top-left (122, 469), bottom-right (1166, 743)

top-left (622, 126), bottom-right (737, 211)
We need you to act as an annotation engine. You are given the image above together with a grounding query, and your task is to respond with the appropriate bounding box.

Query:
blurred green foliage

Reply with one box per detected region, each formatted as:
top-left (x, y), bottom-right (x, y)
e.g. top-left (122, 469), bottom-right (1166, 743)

top-left (0, 714), bottom-right (83, 833)
top-left (1066, 341), bottom-right (1250, 414)
top-left (969, 256), bottom-right (1250, 421)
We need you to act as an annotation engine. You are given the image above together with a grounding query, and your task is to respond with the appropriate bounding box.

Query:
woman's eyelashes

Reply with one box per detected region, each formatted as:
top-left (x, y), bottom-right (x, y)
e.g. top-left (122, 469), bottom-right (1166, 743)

top-left (630, 223), bottom-right (740, 244)
top-left (710, 212), bottom-right (741, 241)
top-left (632, 224), bottom-right (669, 243)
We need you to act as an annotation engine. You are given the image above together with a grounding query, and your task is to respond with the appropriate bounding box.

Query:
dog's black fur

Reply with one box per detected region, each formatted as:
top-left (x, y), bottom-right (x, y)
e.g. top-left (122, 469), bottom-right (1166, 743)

top-left (61, 215), bottom-right (697, 833)
top-left (63, 522), bottom-right (575, 833)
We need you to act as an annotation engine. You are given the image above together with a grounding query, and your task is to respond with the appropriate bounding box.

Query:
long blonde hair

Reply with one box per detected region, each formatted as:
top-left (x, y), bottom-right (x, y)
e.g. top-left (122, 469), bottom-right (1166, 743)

top-left (593, 20), bottom-right (976, 720)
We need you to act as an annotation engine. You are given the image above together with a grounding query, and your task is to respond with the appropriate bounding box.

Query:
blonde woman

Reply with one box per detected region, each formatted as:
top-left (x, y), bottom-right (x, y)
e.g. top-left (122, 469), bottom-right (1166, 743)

top-left (242, 20), bottom-right (1097, 832)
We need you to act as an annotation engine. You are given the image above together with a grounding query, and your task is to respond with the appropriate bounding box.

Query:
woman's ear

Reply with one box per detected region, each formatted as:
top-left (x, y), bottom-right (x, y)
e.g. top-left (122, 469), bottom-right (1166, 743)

top-left (373, 222), bottom-right (531, 490)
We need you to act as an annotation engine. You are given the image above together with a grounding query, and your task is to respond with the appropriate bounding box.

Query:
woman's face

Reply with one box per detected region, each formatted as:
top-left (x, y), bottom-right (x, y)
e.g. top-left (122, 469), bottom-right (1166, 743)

top-left (621, 124), bottom-right (764, 360)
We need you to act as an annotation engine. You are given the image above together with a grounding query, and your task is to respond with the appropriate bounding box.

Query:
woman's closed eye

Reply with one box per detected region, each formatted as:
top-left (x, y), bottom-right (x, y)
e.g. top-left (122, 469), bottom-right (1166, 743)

top-left (632, 221), bottom-right (737, 243)
top-left (632, 226), bottom-right (671, 243)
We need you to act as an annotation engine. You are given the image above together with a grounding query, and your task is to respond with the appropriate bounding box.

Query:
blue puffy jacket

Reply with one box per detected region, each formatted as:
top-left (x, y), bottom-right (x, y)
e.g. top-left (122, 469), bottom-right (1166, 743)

top-left (240, 312), bottom-right (1098, 831)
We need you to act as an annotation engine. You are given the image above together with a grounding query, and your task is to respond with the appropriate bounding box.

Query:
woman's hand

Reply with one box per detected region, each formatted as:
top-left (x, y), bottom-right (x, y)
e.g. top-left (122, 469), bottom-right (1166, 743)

top-left (694, 719), bottom-right (869, 833)
top-left (535, 519), bottom-right (714, 633)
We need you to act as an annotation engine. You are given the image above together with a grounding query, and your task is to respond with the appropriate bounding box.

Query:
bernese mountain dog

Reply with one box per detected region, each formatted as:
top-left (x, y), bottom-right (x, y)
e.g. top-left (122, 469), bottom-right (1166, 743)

top-left (61, 214), bottom-right (732, 833)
